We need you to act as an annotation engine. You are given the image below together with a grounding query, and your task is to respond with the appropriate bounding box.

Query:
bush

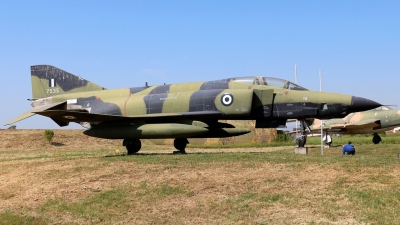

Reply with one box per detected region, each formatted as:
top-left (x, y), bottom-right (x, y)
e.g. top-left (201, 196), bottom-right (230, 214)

top-left (44, 130), bottom-right (54, 144)
top-left (275, 133), bottom-right (291, 142)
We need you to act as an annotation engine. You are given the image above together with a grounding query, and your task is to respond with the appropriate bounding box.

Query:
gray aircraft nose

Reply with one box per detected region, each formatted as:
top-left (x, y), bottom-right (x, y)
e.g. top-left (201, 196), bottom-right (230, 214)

top-left (349, 96), bottom-right (382, 112)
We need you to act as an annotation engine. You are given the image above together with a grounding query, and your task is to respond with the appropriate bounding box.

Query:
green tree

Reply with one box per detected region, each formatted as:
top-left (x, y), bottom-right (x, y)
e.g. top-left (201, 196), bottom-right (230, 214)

top-left (275, 133), bottom-right (290, 142)
top-left (44, 130), bottom-right (54, 144)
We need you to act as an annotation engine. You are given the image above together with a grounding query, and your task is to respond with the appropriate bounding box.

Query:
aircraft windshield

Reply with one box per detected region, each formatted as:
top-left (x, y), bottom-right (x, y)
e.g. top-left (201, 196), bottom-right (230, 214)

top-left (262, 77), bottom-right (307, 90)
top-left (231, 76), bottom-right (308, 90)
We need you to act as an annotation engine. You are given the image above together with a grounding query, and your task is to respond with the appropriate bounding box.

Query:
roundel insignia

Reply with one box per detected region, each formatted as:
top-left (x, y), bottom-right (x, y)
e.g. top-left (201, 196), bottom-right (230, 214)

top-left (221, 93), bottom-right (234, 106)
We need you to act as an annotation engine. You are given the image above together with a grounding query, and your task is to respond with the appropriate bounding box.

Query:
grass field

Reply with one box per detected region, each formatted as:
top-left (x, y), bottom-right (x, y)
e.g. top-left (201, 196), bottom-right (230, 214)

top-left (1, 130), bottom-right (400, 224)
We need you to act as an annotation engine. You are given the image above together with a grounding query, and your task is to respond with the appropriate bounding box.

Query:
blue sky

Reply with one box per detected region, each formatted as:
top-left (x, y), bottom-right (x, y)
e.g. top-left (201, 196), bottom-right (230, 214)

top-left (1, 0), bottom-right (399, 129)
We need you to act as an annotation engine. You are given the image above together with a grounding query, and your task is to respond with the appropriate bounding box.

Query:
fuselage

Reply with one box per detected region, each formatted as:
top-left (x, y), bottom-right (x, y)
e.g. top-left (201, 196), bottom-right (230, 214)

top-left (4, 65), bottom-right (384, 151)
top-left (31, 76), bottom-right (374, 126)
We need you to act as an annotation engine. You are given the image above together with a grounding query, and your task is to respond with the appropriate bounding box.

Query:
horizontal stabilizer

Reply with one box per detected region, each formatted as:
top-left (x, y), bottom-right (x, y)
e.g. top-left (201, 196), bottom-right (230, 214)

top-left (4, 101), bottom-right (67, 126)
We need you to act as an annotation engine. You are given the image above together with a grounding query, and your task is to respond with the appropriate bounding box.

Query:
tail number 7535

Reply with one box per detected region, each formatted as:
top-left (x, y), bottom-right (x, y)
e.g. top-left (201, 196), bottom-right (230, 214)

top-left (47, 88), bottom-right (60, 94)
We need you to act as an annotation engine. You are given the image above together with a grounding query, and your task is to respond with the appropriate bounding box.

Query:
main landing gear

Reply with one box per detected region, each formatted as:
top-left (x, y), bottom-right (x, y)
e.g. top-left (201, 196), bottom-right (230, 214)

top-left (372, 133), bottom-right (382, 144)
top-left (173, 138), bottom-right (189, 154)
top-left (123, 138), bottom-right (189, 155)
top-left (123, 139), bottom-right (141, 155)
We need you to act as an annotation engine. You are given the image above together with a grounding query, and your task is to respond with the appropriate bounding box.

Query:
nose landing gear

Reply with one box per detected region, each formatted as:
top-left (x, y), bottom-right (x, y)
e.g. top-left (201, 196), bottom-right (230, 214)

top-left (295, 120), bottom-right (309, 148)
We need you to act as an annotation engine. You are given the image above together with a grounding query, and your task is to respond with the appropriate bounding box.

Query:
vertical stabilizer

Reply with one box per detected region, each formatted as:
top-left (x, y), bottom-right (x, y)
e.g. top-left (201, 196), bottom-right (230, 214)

top-left (31, 65), bottom-right (106, 99)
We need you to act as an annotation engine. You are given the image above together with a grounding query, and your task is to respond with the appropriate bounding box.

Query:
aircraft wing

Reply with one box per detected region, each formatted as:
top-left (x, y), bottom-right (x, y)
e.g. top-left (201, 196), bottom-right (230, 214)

top-left (33, 109), bottom-right (223, 124)
top-left (6, 98), bottom-right (224, 126)
top-left (328, 119), bottom-right (380, 130)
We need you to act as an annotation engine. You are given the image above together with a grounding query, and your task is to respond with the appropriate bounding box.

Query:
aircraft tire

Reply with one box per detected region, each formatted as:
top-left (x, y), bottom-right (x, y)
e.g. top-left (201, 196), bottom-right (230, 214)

top-left (296, 135), bottom-right (307, 147)
top-left (372, 134), bottom-right (381, 144)
top-left (324, 135), bottom-right (332, 146)
top-left (174, 138), bottom-right (188, 154)
top-left (124, 139), bottom-right (141, 155)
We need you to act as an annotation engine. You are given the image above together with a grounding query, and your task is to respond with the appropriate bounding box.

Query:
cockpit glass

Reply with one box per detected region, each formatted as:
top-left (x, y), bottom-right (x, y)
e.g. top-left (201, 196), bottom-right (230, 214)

top-left (232, 77), bottom-right (257, 84)
top-left (262, 77), bottom-right (308, 90)
top-left (286, 82), bottom-right (308, 90)
top-left (231, 76), bottom-right (308, 90)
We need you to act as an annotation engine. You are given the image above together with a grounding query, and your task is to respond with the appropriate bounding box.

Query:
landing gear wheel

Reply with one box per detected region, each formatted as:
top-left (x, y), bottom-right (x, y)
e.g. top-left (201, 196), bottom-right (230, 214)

top-left (295, 119), bottom-right (308, 147)
top-left (296, 135), bottom-right (307, 147)
top-left (324, 134), bottom-right (332, 147)
top-left (325, 140), bottom-right (332, 147)
top-left (173, 138), bottom-right (188, 154)
top-left (372, 133), bottom-right (381, 144)
top-left (123, 139), bottom-right (141, 155)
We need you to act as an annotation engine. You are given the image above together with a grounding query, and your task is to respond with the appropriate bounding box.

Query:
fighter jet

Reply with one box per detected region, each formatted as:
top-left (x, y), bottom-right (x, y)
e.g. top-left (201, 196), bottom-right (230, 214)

top-left (5, 65), bottom-right (382, 154)
top-left (306, 106), bottom-right (400, 145)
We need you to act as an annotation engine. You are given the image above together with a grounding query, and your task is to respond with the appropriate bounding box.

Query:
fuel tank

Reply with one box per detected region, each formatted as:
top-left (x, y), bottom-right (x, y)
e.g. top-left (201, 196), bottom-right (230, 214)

top-left (191, 127), bottom-right (251, 138)
top-left (84, 123), bottom-right (209, 139)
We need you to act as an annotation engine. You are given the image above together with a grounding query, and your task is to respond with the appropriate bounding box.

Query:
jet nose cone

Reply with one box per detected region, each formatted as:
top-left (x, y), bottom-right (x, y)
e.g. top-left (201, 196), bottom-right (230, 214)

top-left (350, 96), bottom-right (382, 112)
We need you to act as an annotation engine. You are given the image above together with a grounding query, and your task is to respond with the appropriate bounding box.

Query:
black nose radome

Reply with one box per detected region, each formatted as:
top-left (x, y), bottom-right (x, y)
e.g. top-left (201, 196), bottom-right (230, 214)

top-left (350, 96), bottom-right (382, 112)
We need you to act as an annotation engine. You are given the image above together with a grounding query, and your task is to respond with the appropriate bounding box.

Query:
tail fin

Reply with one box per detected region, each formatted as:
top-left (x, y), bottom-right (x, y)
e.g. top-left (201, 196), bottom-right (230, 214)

top-left (31, 65), bottom-right (106, 99)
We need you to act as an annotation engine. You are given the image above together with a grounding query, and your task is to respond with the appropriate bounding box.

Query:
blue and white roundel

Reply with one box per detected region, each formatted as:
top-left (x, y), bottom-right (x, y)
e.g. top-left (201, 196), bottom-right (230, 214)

top-left (221, 93), bottom-right (234, 106)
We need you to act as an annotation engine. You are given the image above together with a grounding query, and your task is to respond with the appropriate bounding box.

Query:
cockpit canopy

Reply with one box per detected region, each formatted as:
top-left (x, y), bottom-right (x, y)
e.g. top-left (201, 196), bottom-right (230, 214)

top-left (231, 76), bottom-right (308, 90)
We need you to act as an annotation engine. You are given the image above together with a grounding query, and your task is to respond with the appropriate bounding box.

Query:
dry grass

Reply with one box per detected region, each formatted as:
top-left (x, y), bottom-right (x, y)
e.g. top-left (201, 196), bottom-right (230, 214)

top-left (1, 130), bottom-right (400, 224)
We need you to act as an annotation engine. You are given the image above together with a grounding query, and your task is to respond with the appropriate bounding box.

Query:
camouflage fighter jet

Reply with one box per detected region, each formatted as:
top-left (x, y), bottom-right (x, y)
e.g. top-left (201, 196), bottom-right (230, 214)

top-left (306, 106), bottom-right (400, 145)
top-left (5, 65), bottom-right (382, 154)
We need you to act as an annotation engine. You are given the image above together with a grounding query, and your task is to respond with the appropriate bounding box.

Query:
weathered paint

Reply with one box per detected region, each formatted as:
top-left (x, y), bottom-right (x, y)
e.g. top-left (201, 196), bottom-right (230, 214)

top-left (6, 65), bottom-right (382, 141)
top-left (31, 65), bottom-right (105, 99)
